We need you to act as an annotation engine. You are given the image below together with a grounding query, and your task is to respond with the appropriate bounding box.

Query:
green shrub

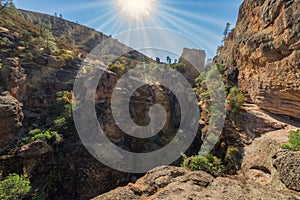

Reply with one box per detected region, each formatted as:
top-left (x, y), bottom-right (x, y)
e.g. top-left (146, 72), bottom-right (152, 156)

top-left (19, 40), bottom-right (25, 47)
top-left (59, 52), bottom-right (74, 61)
top-left (227, 87), bottom-right (245, 113)
top-left (0, 37), bottom-right (13, 46)
top-left (28, 129), bottom-right (42, 135)
top-left (194, 72), bottom-right (208, 98)
top-left (282, 130), bottom-right (300, 151)
top-left (224, 146), bottom-right (242, 174)
top-left (215, 62), bottom-right (225, 74)
top-left (23, 129), bottom-right (62, 144)
top-left (54, 117), bottom-right (67, 129)
top-left (182, 153), bottom-right (224, 174)
top-left (109, 61), bottom-right (127, 73)
top-left (0, 173), bottom-right (31, 200)
top-left (172, 63), bottom-right (186, 73)
top-left (49, 91), bottom-right (73, 119)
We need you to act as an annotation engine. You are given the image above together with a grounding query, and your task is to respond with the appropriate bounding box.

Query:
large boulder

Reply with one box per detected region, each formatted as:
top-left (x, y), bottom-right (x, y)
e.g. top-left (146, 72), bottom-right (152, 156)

top-left (218, 0), bottom-right (300, 119)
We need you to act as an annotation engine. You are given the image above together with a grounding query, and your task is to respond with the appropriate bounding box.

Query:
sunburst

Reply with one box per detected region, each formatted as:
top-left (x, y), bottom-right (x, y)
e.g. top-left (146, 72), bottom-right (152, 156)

top-left (115, 0), bottom-right (156, 19)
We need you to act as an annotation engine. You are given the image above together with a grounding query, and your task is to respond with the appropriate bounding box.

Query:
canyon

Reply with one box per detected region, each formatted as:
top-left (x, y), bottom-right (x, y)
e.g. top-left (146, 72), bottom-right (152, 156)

top-left (0, 0), bottom-right (299, 199)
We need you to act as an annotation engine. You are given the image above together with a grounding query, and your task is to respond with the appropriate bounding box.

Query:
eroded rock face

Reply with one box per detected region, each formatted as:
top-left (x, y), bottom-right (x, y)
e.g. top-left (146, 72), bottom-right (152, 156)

top-left (0, 92), bottom-right (23, 149)
top-left (230, 104), bottom-right (287, 142)
top-left (218, 0), bottom-right (300, 119)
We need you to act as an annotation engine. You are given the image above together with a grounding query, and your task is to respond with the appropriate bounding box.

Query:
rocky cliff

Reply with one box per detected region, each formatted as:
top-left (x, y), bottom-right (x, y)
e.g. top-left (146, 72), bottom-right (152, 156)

top-left (218, 0), bottom-right (300, 119)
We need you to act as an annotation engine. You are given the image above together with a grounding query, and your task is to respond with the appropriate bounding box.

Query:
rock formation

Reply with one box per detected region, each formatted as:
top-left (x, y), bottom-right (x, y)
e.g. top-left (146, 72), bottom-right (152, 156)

top-left (0, 92), bottom-right (23, 149)
top-left (95, 165), bottom-right (299, 200)
top-left (218, 0), bottom-right (300, 119)
top-left (1, 58), bottom-right (26, 99)
top-left (179, 48), bottom-right (206, 84)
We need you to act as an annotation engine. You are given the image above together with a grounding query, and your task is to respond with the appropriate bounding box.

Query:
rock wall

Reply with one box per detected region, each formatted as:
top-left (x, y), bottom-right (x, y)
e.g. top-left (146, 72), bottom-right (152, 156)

top-left (218, 0), bottom-right (300, 119)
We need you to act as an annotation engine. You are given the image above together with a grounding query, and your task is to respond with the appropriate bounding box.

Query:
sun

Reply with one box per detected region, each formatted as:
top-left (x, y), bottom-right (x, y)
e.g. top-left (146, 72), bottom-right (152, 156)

top-left (116, 0), bottom-right (156, 19)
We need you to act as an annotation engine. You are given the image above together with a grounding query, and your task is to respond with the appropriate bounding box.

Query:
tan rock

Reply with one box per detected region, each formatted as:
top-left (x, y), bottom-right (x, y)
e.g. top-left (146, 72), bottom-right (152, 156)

top-left (95, 165), bottom-right (299, 200)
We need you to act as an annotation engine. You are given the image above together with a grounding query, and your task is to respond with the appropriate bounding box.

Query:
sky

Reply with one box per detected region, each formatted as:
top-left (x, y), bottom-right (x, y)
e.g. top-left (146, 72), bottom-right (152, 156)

top-left (14, 0), bottom-right (243, 60)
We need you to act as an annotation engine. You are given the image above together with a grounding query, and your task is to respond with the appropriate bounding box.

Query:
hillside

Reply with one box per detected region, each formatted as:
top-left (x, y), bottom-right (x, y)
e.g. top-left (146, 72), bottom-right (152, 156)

top-left (19, 9), bottom-right (108, 53)
top-left (0, 5), bottom-right (166, 199)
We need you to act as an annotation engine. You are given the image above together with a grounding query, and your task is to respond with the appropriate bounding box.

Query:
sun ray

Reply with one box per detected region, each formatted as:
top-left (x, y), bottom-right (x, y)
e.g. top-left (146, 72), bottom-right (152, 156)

top-left (156, 11), bottom-right (220, 55)
top-left (156, 12), bottom-right (215, 57)
top-left (84, 9), bottom-right (116, 27)
top-left (63, 1), bottom-right (113, 13)
top-left (160, 5), bottom-right (226, 27)
top-left (159, 10), bottom-right (221, 41)
top-left (67, 0), bottom-right (237, 58)
top-left (96, 15), bottom-right (120, 34)
top-left (160, 0), bottom-right (236, 8)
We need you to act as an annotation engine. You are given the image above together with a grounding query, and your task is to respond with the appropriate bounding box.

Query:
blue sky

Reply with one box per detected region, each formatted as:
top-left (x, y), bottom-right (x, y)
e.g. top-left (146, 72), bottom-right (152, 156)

top-left (14, 0), bottom-right (243, 59)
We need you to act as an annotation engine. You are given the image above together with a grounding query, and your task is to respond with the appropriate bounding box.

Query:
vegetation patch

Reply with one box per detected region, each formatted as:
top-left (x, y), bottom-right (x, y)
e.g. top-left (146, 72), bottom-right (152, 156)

top-left (21, 91), bottom-right (73, 146)
top-left (0, 173), bottom-right (31, 200)
top-left (22, 128), bottom-right (62, 145)
top-left (226, 86), bottom-right (245, 113)
top-left (282, 130), bottom-right (300, 151)
top-left (182, 153), bottom-right (224, 175)
top-left (224, 146), bottom-right (242, 175)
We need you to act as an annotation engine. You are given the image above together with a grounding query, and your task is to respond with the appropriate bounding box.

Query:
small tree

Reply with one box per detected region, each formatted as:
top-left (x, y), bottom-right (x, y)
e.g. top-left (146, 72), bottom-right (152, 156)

top-left (156, 57), bottom-right (160, 63)
top-left (0, 0), bottom-right (8, 12)
top-left (166, 56), bottom-right (171, 64)
top-left (222, 22), bottom-right (231, 43)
